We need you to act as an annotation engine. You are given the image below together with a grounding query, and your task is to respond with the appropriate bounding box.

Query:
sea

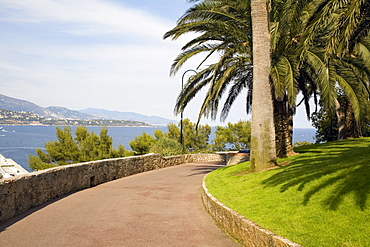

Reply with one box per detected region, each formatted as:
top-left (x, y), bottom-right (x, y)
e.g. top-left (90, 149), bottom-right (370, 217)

top-left (0, 125), bottom-right (316, 172)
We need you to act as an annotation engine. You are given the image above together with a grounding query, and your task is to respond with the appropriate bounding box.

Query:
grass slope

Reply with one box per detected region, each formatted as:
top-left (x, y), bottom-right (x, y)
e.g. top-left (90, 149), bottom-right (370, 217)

top-left (206, 137), bottom-right (370, 246)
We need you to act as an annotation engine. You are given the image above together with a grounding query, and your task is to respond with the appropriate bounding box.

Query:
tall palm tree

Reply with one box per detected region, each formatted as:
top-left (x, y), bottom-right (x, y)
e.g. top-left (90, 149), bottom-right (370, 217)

top-left (165, 0), bottom-right (310, 159)
top-left (249, 0), bottom-right (277, 170)
top-left (165, 0), bottom-right (278, 170)
top-left (165, 0), bottom-right (370, 163)
top-left (165, 0), bottom-right (307, 161)
top-left (270, 0), bottom-right (310, 157)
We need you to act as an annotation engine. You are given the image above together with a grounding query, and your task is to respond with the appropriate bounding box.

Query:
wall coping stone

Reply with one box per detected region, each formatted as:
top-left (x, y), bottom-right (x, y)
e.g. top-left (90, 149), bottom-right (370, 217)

top-left (202, 174), bottom-right (301, 247)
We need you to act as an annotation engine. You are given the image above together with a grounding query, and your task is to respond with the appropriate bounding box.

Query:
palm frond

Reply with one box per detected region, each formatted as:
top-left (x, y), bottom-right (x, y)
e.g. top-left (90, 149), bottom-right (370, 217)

top-left (304, 50), bottom-right (336, 111)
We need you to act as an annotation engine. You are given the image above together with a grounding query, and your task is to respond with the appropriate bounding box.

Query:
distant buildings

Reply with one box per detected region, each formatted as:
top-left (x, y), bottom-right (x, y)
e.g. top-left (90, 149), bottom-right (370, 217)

top-left (0, 109), bottom-right (152, 126)
top-left (0, 154), bottom-right (29, 179)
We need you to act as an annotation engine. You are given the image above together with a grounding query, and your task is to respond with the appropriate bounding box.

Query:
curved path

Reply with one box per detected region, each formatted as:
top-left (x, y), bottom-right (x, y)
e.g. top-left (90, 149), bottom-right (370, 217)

top-left (0, 162), bottom-right (239, 246)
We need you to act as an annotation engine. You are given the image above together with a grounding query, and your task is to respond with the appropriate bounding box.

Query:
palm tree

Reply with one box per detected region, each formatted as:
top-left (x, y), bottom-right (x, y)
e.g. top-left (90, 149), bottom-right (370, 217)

top-left (249, 0), bottom-right (277, 170)
top-left (164, 0), bottom-right (253, 122)
top-left (165, 0), bottom-right (277, 170)
top-left (165, 0), bottom-right (370, 164)
top-left (164, 0), bottom-right (306, 162)
top-left (164, 0), bottom-right (309, 160)
top-left (299, 0), bottom-right (370, 138)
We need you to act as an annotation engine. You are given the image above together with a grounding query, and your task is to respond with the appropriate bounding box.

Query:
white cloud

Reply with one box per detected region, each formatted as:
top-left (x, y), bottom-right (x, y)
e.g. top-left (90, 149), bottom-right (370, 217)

top-left (0, 0), bottom-right (172, 38)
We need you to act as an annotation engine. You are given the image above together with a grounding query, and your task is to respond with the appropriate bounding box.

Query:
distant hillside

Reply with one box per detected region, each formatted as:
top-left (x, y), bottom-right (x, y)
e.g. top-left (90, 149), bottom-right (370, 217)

top-left (0, 94), bottom-right (58, 118)
top-left (46, 106), bottom-right (96, 120)
top-left (0, 94), bottom-right (175, 125)
top-left (80, 108), bottom-right (176, 125)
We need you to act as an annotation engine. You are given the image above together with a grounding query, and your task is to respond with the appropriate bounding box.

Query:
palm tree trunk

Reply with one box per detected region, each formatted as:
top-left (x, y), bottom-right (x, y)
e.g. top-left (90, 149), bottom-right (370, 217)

top-left (274, 98), bottom-right (295, 158)
top-left (344, 103), bottom-right (362, 138)
top-left (250, 0), bottom-right (277, 172)
top-left (336, 96), bottom-right (362, 140)
top-left (335, 98), bottom-right (346, 140)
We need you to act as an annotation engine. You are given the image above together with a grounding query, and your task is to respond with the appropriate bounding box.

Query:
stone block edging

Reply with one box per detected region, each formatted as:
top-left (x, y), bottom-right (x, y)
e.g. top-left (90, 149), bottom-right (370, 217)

top-left (201, 174), bottom-right (301, 247)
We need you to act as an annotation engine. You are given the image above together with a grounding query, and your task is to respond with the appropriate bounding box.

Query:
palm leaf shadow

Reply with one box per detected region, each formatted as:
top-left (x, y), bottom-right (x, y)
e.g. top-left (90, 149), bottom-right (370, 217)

top-left (261, 140), bottom-right (370, 210)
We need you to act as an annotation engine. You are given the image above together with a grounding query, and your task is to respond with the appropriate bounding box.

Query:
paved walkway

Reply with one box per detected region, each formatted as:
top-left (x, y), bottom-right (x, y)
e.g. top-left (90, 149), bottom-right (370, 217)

top-left (0, 163), bottom-right (239, 246)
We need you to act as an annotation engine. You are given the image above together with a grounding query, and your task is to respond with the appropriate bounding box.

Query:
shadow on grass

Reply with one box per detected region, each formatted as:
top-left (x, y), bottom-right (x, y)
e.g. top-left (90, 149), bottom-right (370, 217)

top-left (262, 139), bottom-right (370, 210)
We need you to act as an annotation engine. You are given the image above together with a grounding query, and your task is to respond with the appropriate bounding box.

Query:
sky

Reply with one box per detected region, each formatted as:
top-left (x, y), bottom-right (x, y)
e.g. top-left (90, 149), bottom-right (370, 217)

top-left (0, 0), bottom-right (313, 128)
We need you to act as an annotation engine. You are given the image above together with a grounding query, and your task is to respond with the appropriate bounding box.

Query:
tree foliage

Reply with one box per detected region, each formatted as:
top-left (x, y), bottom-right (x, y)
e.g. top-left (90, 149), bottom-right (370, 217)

top-left (28, 126), bottom-right (133, 171)
top-left (212, 120), bottom-right (251, 151)
top-left (129, 132), bottom-right (156, 155)
top-left (150, 136), bottom-right (182, 157)
top-left (130, 119), bottom-right (211, 155)
top-left (130, 119), bottom-right (253, 155)
top-left (178, 118), bottom-right (211, 153)
top-left (311, 103), bottom-right (339, 143)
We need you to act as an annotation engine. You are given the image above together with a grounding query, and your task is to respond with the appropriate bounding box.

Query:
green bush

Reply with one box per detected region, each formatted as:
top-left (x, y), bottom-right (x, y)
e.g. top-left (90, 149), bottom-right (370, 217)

top-left (29, 126), bottom-right (133, 171)
top-left (149, 137), bottom-right (182, 156)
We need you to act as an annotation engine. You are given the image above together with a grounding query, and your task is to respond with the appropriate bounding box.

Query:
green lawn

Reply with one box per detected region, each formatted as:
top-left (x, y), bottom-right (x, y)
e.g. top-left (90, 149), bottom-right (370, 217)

top-left (205, 137), bottom-right (370, 247)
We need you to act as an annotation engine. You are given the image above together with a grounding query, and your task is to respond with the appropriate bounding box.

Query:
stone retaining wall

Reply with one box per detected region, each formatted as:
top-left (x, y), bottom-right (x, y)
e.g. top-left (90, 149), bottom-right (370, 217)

top-left (202, 175), bottom-right (301, 247)
top-left (225, 152), bottom-right (250, 166)
top-left (0, 153), bottom-right (225, 224)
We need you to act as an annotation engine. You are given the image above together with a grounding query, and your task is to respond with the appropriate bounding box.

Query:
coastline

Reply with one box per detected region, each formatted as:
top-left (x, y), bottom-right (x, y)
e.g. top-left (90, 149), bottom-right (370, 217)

top-left (0, 123), bottom-right (155, 128)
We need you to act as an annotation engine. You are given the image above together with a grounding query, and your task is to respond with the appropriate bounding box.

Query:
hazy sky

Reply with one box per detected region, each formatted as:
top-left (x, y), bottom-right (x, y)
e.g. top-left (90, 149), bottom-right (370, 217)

top-left (0, 0), bottom-right (313, 127)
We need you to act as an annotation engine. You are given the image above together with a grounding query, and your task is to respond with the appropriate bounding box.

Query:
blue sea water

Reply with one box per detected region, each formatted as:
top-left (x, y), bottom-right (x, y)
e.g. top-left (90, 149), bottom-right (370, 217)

top-left (0, 125), bottom-right (316, 172)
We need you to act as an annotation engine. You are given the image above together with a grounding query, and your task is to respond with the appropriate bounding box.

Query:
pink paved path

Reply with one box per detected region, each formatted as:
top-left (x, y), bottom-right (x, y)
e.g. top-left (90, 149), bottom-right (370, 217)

top-left (0, 162), bottom-right (239, 246)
